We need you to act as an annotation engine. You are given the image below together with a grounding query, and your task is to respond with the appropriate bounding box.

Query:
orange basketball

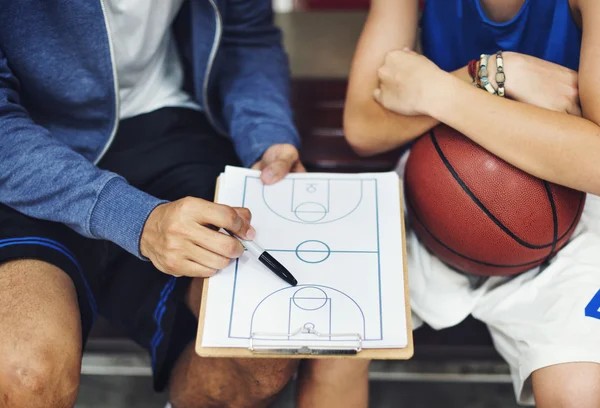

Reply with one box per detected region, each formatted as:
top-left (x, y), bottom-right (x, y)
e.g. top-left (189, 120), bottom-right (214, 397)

top-left (404, 125), bottom-right (586, 276)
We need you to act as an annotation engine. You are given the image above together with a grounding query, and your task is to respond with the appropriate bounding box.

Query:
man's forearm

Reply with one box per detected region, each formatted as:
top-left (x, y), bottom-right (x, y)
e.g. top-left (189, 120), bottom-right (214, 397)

top-left (216, 0), bottom-right (300, 167)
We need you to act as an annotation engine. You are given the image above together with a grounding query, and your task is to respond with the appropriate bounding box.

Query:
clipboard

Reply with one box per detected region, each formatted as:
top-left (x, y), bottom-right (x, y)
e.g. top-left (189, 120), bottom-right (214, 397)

top-left (195, 177), bottom-right (413, 360)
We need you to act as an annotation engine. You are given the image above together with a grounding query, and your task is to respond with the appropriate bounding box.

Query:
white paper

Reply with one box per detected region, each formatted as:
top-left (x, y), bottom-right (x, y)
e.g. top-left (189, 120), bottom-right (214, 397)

top-left (201, 166), bottom-right (407, 349)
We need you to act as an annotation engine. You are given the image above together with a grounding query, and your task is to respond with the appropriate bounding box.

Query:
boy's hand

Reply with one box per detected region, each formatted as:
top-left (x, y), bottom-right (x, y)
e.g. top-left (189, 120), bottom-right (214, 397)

top-left (488, 52), bottom-right (581, 116)
top-left (373, 48), bottom-right (445, 116)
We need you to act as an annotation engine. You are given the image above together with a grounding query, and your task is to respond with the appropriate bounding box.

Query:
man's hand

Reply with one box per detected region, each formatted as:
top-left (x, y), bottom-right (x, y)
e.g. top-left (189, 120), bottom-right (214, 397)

top-left (140, 197), bottom-right (255, 278)
top-left (251, 144), bottom-right (306, 184)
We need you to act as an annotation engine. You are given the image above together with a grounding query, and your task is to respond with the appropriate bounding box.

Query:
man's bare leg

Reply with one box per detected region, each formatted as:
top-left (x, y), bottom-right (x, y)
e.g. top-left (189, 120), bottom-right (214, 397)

top-left (0, 260), bottom-right (82, 408)
top-left (168, 278), bottom-right (299, 408)
top-left (296, 359), bottom-right (370, 408)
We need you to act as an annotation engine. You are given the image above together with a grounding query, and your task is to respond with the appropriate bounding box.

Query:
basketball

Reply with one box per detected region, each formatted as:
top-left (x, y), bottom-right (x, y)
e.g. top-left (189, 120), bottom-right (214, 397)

top-left (404, 125), bottom-right (586, 277)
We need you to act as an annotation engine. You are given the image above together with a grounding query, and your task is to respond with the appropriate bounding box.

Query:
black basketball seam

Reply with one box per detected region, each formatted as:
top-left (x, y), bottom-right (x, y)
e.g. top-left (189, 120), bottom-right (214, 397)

top-left (404, 182), bottom-right (584, 270)
top-left (543, 191), bottom-right (585, 262)
top-left (430, 130), bottom-right (554, 250)
top-left (405, 191), bottom-right (548, 269)
top-left (543, 181), bottom-right (559, 262)
top-left (555, 192), bottom-right (585, 243)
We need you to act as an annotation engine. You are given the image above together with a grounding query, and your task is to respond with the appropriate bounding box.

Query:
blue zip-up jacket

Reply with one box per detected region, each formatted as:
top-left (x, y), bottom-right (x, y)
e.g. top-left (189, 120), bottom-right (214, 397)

top-left (0, 1), bottom-right (300, 258)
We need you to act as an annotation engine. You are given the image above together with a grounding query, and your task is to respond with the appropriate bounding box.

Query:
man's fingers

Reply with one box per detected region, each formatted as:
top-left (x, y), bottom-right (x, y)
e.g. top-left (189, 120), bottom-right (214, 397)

top-left (188, 224), bottom-right (246, 258)
top-left (233, 207), bottom-right (252, 224)
top-left (181, 241), bottom-right (233, 271)
top-left (196, 201), bottom-right (255, 239)
top-left (157, 248), bottom-right (219, 278)
top-left (146, 197), bottom-right (252, 279)
top-left (178, 260), bottom-right (218, 278)
top-left (293, 161), bottom-right (307, 173)
top-left (261, 159), bottom-right (293, 185)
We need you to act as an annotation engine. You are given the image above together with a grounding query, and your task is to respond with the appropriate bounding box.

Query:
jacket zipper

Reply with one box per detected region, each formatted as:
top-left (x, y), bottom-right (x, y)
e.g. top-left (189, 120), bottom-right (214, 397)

top-left (95, 0), bottom-right (120, 165)
top-left (204, 0), bottom-right (226, 136)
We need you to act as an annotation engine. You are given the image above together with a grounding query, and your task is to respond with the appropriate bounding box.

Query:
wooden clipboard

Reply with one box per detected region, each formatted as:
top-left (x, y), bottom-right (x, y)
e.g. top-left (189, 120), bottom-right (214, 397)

top-left (195, 177), bottom-right (413, 360)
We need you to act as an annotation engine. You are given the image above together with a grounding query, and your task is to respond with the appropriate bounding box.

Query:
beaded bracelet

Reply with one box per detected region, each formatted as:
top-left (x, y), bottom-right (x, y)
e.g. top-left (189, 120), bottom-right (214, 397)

top-left (475, 60), bottom-right (483, 88)
top-left (495, 50), bottom-right (506, 97)
top-left (478, 54), bottom-right (497, 95)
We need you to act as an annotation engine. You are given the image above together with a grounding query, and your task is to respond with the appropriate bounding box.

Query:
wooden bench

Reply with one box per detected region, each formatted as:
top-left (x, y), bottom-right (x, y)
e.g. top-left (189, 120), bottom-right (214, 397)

top-left (84, 79), bottom-right (509, 383)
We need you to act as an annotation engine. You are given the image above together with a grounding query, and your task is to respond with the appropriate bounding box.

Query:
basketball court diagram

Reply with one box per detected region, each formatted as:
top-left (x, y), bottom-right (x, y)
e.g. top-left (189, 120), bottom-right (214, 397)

top-left (263, 178), bottom-right (364, 224)
top-left (226, 176), bottom-right (386, 343)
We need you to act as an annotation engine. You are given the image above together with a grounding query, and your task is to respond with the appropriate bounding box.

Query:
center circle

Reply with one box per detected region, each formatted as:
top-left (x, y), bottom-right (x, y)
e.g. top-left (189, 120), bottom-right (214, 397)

top-left (294, 202), bottom-right (327, 222)
top-left (295, 240), bottom-right (331, 264)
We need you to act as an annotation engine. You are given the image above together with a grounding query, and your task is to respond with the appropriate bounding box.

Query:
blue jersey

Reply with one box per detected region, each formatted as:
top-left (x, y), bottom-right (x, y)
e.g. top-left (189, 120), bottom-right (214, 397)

top-left (421, 0), bottom-right (582, 72)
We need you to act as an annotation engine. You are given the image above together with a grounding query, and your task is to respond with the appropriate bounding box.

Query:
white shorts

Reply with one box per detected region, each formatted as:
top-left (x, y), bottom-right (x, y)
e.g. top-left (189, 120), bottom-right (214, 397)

top-left (397, 153), bottom-right (600, 405)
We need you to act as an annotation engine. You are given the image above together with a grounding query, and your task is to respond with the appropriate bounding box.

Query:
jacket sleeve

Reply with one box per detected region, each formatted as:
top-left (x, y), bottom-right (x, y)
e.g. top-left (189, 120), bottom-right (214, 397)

top-left (0, 48), bottom-right (165, 258)
top-left (216, 0), bottom-right (301, 167)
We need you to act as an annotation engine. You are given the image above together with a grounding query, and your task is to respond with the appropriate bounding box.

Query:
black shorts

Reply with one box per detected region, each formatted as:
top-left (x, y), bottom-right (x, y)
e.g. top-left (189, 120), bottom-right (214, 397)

top-left (0, 108), bottom-right (240, 390)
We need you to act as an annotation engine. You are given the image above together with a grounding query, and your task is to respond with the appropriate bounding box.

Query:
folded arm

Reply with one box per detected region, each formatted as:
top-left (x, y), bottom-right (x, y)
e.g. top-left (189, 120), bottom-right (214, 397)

top-left (344, 0), bottom-right (472, 156)
top-left (371, 0), bottom-right (600, 195)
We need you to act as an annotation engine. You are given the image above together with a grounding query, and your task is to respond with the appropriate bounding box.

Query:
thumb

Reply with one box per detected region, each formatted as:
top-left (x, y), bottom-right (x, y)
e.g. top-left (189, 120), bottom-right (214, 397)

top-left (261, 159), bottom-right (293, 185)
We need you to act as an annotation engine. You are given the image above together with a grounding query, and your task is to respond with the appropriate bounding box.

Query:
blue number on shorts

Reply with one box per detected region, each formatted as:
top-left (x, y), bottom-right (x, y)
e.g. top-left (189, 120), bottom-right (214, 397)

top-left (585, 289), bottom-right (600, 320)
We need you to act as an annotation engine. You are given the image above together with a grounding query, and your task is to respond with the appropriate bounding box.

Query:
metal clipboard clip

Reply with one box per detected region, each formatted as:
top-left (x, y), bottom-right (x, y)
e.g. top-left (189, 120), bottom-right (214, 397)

top-left (248, 324), bottom-right (363, 355)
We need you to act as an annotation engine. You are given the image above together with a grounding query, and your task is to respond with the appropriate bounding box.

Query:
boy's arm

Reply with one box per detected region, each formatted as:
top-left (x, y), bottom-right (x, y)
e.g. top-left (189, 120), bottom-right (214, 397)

top-left (344, 0), bottom-right (471, 156)
top-left (373, 0), bottom-right (600, 196)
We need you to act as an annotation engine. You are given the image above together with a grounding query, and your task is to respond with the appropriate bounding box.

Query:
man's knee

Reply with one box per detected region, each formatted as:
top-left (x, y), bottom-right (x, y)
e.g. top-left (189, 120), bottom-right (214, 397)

top-left (171, 355), bottom-right (299, 408)
top-left (236, 358), bottom-right (299, 402)
top-left (0, 259), bottom-right (81, 407)
top-left (533, 362), bottom-right (600, 408)
top-left (0, 336), bottom-right (80, 408)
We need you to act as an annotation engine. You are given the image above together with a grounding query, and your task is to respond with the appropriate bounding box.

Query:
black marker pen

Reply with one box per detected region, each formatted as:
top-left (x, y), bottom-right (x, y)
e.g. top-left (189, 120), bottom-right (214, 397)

top-left (224, 229), bottom-right (298, 286)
